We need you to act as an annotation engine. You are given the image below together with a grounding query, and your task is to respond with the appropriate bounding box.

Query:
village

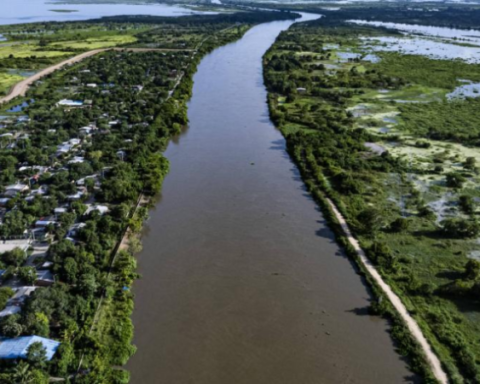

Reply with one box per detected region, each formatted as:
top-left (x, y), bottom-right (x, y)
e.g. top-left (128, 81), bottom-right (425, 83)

top-left (0, 48), bottom-right (188, 366)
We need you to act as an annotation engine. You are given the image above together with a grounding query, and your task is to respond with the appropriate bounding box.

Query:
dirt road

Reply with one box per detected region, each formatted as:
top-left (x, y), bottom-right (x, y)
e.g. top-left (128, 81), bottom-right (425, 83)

top-left (326, 198), bottom-right (449, 384)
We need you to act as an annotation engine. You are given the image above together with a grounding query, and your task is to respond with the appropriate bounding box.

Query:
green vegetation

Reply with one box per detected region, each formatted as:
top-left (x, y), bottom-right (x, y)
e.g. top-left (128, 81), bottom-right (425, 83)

top-left (0, 72), bottom-right (23, 95)
top-left (398, 98), bottom-right (480, 141)
top-left (375, 53), bottom-right (480, 90)
top-left (264, 14), bottom-right (480, 383)
top-left (0, 9), bottom-right (298, 382)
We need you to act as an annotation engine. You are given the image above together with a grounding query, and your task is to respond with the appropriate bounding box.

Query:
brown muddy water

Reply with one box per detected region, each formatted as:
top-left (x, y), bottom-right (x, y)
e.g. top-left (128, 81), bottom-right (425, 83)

top-left (128, 14), bottom-right (417, 384)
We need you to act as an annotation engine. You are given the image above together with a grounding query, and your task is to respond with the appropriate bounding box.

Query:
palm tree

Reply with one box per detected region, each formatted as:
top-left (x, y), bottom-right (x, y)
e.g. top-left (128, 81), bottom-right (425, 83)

top-left (12, 361), bottom-right (34, 384)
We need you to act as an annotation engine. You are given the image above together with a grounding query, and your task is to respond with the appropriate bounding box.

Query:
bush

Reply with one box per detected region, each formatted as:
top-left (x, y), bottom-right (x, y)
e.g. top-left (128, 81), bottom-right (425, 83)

top-left (390, 217), bottom-right (411, 232)
top-left (446, 172), bottom-right (466, 189)
top-left (441, 218), bottom-right (480, 238)
top-left (459, 195), bottom-right (475, 214)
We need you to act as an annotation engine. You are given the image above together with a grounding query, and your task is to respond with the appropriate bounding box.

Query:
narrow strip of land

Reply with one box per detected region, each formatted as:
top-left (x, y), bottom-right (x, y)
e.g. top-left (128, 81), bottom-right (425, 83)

top-left (326, 198), bottom-right (449, 384)
top-left (0, 47), bottom-right (192, 104)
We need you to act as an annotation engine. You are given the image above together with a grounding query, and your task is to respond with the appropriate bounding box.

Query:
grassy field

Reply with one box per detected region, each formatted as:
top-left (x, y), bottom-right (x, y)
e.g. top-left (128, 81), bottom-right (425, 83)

top-left (0, 72), bottom-right (23, 94)
top-left (48, 34), bottom-right (137, 50)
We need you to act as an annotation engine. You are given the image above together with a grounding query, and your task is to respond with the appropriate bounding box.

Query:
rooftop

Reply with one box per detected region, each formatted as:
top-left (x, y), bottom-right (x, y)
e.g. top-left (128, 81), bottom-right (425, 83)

top-left (0, 336), bottom-right (60, 361)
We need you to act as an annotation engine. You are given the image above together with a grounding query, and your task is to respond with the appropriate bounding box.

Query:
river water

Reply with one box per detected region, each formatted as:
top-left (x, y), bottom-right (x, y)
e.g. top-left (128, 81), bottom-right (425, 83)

top-left (0, 0), bottom-right (209, 25)
top-left (128, 13), bottom-right (416, 384)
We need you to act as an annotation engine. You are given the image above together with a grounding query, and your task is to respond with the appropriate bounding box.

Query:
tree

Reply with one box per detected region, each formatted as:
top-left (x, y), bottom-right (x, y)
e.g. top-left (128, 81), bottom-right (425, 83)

top-left (464, 260), bottom-right (480, 281)
top-left (1, 247), bottom-right (27, 268)
top-left (18, 267), bottom-right (37, 285)
top-left (26, 341), bottom-right (47, 368)
top-left (0, 287), bottom-right (14, 309)
top-left (77, 273), bottom-right (98, 299)
top-left (0, 210), bottom-right (31, 237)
top-left (356, 208), bottom-right (385, 235)
top-left (463, 157), bottom-right (476, 171)
top-left (441, 218), bottom-right (480, 238)
top-left (446, 172), bottom-right (466, 189)
top-left (12, 361), bottom-right (34, 384)
top-left (390, 217), bottom-right (411, 232)
top-left (459, 195), bottom-right (476, 214)
top-left (2, 315), bottom-right (23, 338)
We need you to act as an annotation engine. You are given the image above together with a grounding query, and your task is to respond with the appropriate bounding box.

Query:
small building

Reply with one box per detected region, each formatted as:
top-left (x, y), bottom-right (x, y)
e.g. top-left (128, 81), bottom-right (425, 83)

top-left (296, 87), bottom-right (307, 94)
top-left (8, 287), bottom-right (37, 306)
top-left (57, 99), bottom-right (84, 107)
top-left (86, 83), bottom-right (97, 88)
top-left (53, 207), bottom-right (68, 220)
top-left (36, 270), bottom-right (54, 287)
top-left (0, 336), bottom-right (60, 361)
top-left (84, 204), bottom-right (109, 216)
top-left (0, 306), bottom-right (21, 318)
top-left (67, 222), bottom-right (86, 238)
top-left (35, 217), bottom-right (56, 228)
top-left (68, 156), bottom-right (85, 164)
top-left (4, 184), bottom-right (29, 197)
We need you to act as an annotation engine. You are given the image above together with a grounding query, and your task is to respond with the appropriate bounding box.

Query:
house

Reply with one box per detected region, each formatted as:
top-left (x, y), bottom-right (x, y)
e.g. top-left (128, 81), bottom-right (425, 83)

top-left (68, 156), bottom-right (85, 164)
top-left (54, 207), bottom-right (68, 219)
top-left (25, 186), bottom-right (48, 201)
top-left (68, 138), bottom-right (81, 146)
top-left (8, 287), bottom-right (37, 306)
top-left (39, 261), bottom-right (53, 270)
top-left (79, 126), bottom-right (96, 135)
top-left (36, 270), bottom-right (54, 287)
top-left (116, 150), bottom-right (126, 161)
top-left (66, 187), bottom-right (86, 201)
top-left (76, 174), bottom-right (98, 186)
top-left (57, 99), bottom-right (84, 107)
top-left (67, 222), bottom-right (86, 238)
top-left (35, 218), bottom-right (56, 228)
top-left (0, 306), bottom-right (21, 318)
top-left (0, 336), bottom-right (60, 361)
top-left (56, 143), bottom-right (73, 155)
top-left (84, 204), bottom-right (109, 216)
top-left (4, 184), bottom-right (29, 197)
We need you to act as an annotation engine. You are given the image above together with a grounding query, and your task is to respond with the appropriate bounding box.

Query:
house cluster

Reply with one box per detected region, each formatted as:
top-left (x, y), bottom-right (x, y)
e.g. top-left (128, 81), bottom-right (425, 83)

top-left (0, 48), bottom-right (188, 364)
top-left (0, 112), bottom-right (112, 323)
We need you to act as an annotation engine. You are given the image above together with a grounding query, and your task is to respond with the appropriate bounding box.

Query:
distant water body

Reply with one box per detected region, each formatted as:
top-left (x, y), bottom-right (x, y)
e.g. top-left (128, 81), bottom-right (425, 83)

top-left (0, 0), bottom-right (211, 25)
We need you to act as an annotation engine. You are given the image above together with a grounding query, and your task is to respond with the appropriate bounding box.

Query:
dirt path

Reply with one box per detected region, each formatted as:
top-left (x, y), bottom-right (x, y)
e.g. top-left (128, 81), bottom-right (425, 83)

top-left (0, 47), bottom-right (192, 105)
top-left (325, 198), bottom-right (448, 384)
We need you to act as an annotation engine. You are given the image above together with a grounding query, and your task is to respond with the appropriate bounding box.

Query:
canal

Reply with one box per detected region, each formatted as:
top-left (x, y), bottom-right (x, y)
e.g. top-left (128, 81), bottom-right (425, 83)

top-left (128, 13), bottom-right (416, 384)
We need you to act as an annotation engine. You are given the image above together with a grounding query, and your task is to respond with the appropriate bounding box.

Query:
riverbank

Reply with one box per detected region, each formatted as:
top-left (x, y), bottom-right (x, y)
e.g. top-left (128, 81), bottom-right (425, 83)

top-left (264, 14), bottom-right (480, 382)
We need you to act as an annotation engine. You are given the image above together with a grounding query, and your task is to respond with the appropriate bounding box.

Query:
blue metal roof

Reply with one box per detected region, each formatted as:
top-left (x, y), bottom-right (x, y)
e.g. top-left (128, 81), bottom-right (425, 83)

top-left (0, 336), bottom-right (60, 361)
